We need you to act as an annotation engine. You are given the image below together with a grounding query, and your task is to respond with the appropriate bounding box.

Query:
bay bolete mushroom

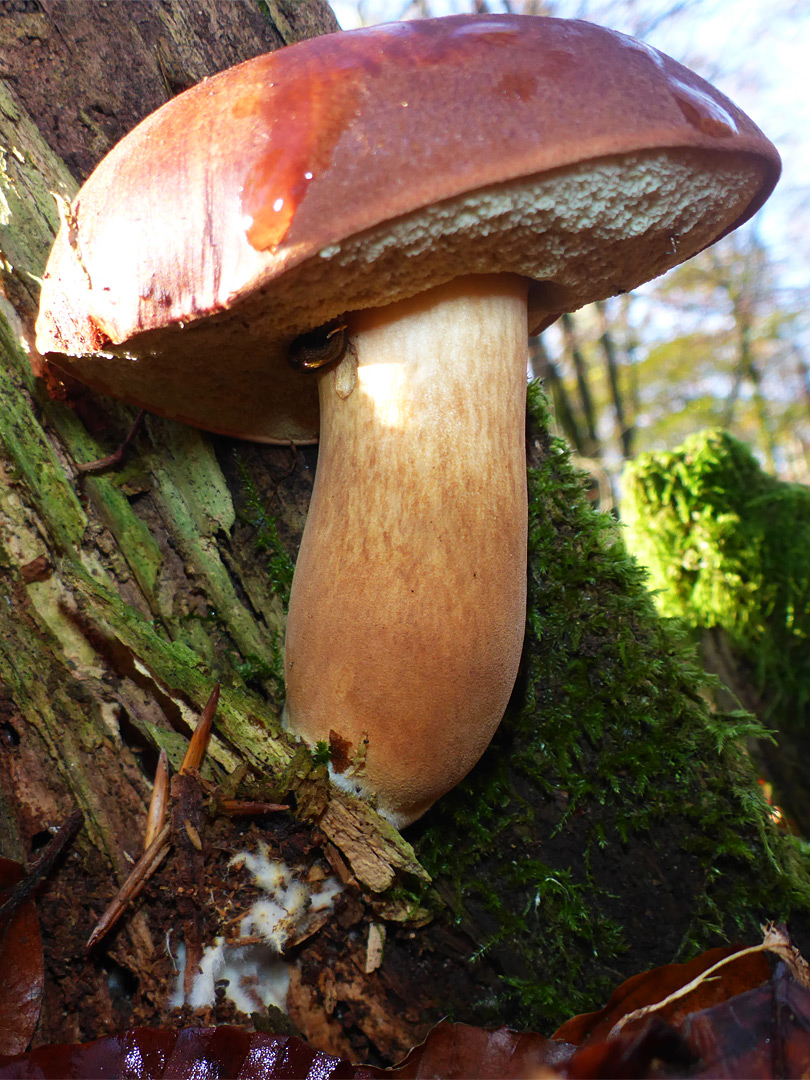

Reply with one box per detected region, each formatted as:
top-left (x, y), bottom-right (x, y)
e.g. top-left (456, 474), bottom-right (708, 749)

top-left (35, 15), bottom-right (780, 826)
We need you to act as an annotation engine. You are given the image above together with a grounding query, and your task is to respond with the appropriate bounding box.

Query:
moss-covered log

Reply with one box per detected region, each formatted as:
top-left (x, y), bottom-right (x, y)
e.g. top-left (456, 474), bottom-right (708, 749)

top-left (1, 0), bottom-right (808, 1062)
top-left (621, 428), bottom-right (810, 838)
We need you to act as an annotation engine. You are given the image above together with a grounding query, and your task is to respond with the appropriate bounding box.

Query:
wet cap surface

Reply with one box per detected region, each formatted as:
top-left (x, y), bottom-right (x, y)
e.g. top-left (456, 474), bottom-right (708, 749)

top-left (36, 14), bottom-right (779, 442)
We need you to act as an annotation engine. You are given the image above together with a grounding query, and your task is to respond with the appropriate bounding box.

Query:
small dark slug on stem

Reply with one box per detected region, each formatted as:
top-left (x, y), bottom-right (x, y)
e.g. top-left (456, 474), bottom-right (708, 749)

top-left (289, 321), bottom-right (348, 371)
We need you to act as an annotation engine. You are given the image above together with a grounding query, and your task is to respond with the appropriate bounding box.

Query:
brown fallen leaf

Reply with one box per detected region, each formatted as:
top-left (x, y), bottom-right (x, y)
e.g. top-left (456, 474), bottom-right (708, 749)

top-left (0, 1019), bottom-right (574, 1080)
top-left (554, 944), bottom-right (770, 1045)
top-left (609, 924), bottom-right (808, 1039)
top-left (682, 962), bottom-right (810, 1079)
top-left (558, 942), bottom-right (810, 1079)
top-left (0, 1026), bottom-right (380, 1079)
top-left (0, 858), bottom-right (44, 1056)
top-left (381, 1019), bottom-right (573, 1079)
top-left (559, 1016), bottom-right (694, 1079)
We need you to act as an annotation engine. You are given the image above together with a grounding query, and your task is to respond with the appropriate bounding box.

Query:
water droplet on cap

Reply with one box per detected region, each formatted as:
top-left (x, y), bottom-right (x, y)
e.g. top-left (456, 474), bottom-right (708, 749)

top-left (670, 78), bottom-right (738, 138)
top-left (614, 31), bottom-right (666, 69)
top-left (450, 17), bottom-right (519, 38)
top-left (241, 49), bottom-right (364, 252)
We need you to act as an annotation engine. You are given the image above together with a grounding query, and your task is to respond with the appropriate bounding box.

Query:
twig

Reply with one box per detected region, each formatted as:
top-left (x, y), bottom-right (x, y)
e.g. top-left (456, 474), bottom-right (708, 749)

top-left (215, 799), bottom-right (289, 816)
top-left (181, 684), bottom-right (219, 773)
top-left (144, 748), bottom-right (169, 851)
top-left (74, 409), bottom-right (146, 474)
top-left (0, 809), bottom-right (84, 926)
top-left (86, 686), bottom-right (221, 949)
top-left (86, 823), bottom-right (171, 950)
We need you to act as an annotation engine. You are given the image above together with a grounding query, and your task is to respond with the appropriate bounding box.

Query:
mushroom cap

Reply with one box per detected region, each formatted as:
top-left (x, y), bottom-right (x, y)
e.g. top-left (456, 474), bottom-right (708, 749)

top-left (35, 14), bottom-right (780, 443)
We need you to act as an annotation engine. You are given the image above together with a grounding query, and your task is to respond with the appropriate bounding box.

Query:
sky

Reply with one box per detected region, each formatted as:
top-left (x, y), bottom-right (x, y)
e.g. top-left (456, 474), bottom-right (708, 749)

top-left (328, 0), bottom-right (810, 290)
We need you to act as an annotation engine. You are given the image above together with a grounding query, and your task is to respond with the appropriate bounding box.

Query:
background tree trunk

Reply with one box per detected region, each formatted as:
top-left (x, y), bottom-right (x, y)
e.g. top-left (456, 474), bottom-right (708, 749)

top-left (1, 0), bottom-right (808, 1065)
top-left (701, 627), bottom-right (810, 838)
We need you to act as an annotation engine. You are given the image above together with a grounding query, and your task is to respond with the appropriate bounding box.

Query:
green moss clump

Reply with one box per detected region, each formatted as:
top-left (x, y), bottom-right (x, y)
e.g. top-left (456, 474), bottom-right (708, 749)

top-left (311, 740), bottom-right (332, 766)
top-left (412, 389), bottom-right (810, 1033)
top-left (620, 429), bottom-right (810, 834)
top-left (620, 429), bottom-right (810, 720)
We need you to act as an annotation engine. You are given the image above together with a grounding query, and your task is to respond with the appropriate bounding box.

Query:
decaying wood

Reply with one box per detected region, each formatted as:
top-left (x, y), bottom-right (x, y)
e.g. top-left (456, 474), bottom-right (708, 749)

top-left (319, 792), bottom-right (431, 894)
top-left (0, 0), bottom-right (435, 1051)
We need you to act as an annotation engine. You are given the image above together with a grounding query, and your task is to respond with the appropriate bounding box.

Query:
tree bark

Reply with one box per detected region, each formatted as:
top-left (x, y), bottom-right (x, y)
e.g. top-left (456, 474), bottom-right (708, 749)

top-left (701, 626), bottom-right (810, 839)
top-left (1, 0), bottom-right (807, 1065)
top-left (530, 337), bottom-right (586, 455)
top-left (0, 0), bottom-right (423, 1053)
top-left (560, 312), bottom-right (600, 459)
top-left (595, 300), bottom-right (634, 462)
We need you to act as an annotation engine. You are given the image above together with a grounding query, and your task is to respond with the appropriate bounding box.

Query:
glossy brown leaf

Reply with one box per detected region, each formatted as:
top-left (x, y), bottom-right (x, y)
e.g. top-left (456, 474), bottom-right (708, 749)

top-left (0, 1027), bottom-right (379, 1079)
top-left (381, 1019), bottom-right (573, 1078)
top-left (4, 956), bottom-right (810, 1079)
top-left (0, 1021), bottom-right (574, 1080)
top-left (0, 858), bottom-right (45, 1056)
top-left (554, 945), bottom-right (771, 1045)
top-left (560, 1017), bottom-right (695, 1079)
top-left (682, 963), bottom-right (810, 1079)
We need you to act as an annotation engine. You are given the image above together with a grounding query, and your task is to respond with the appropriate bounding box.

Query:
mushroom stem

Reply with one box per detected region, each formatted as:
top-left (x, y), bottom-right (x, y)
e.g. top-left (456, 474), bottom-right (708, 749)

top-left (284, 274), bottom-right (529, 827)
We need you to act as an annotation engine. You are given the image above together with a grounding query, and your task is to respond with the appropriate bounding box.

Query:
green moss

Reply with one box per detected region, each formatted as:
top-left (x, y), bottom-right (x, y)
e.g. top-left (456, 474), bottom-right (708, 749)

top-left (621, 429), bottom-right (810, 726)
top-left (64, 563), bottom-right (294, 777)
top-left (234, 637), bottom-right (283, 692)
top-left (311, 740), bottom-right (332, 766)
top-left (235, 455), bottom-right (296, 606)
top-left (412, 387), bottom-right (810, 1033)
top-left (0, 345), bottom-right (88, 554)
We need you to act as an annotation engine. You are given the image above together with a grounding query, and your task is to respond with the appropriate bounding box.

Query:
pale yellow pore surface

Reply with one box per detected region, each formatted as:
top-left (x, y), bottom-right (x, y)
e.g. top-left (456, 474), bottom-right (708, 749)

top-left (284, 276), bottom-right (529, 827)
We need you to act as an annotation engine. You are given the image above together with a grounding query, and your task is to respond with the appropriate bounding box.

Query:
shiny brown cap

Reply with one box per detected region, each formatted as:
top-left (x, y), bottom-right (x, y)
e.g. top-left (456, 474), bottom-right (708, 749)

top-left (35, 14), bottom-right (780, 442)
